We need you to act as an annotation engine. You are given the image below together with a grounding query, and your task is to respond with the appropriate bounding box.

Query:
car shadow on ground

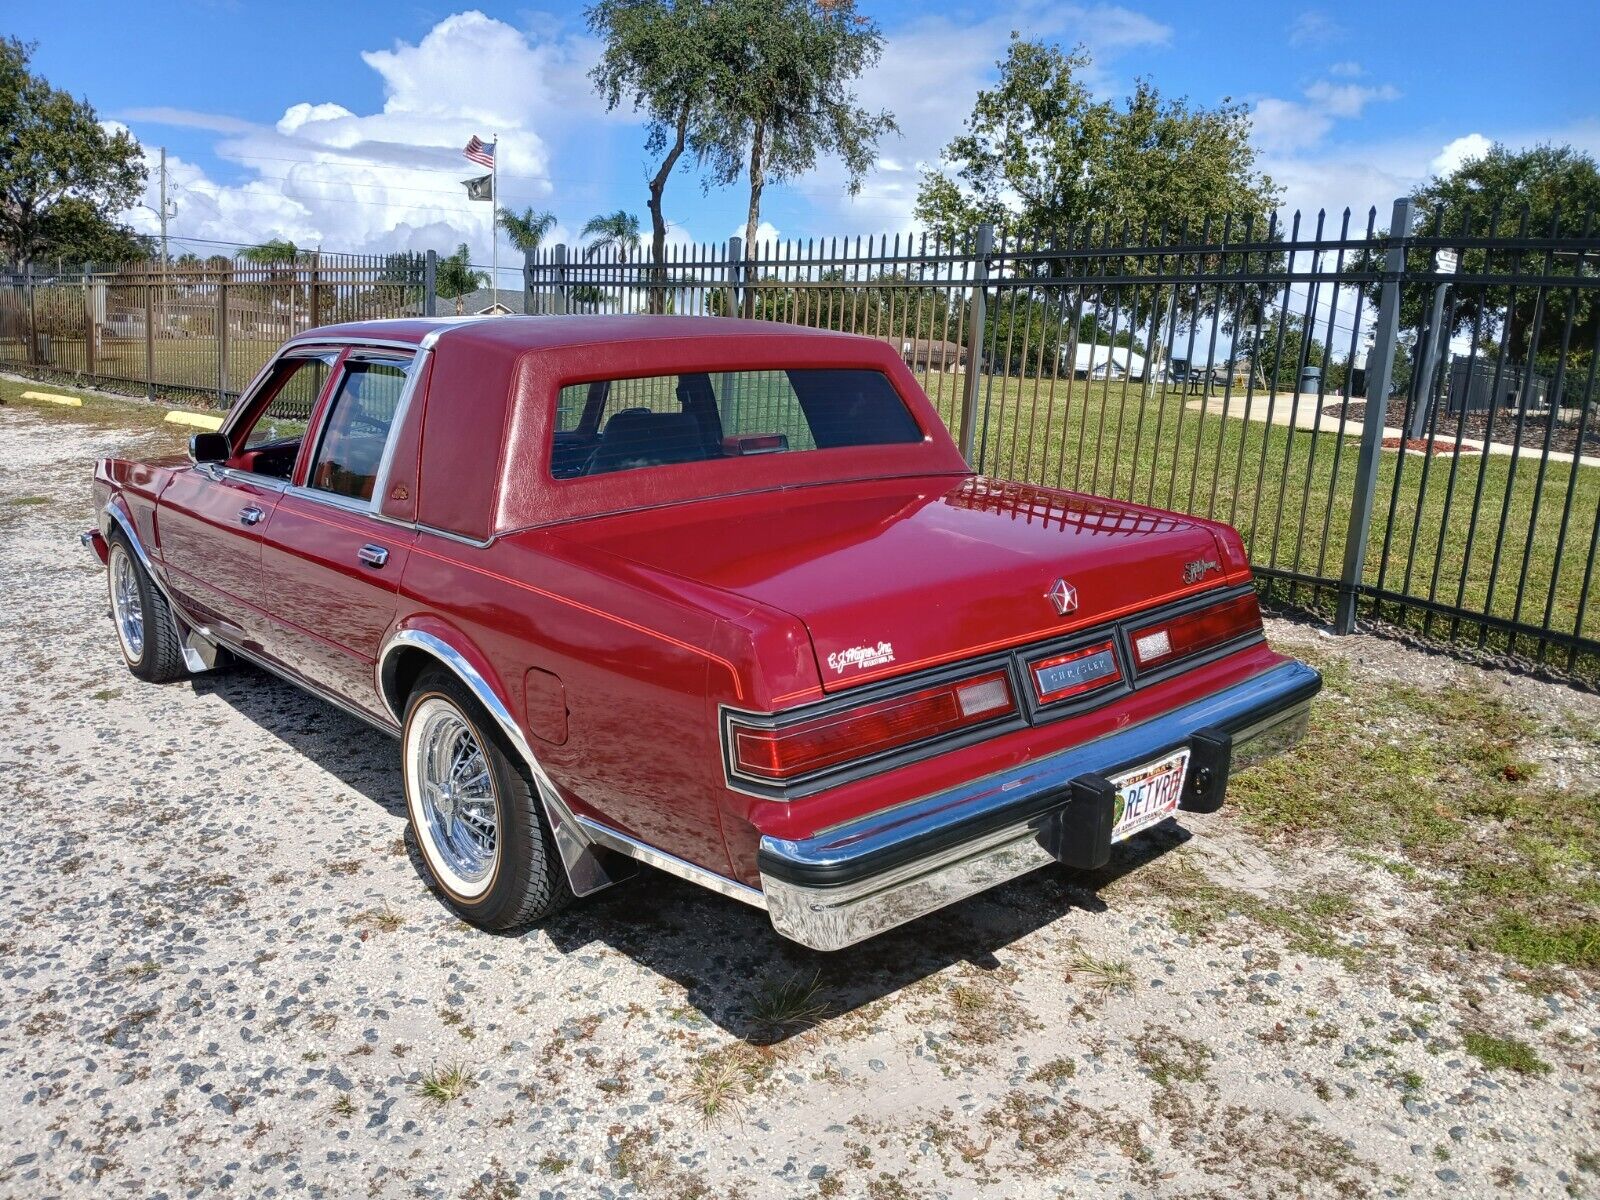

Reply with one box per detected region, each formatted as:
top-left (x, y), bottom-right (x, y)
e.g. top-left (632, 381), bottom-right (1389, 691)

top-left (198, 661), bottom-right (1188, 1045)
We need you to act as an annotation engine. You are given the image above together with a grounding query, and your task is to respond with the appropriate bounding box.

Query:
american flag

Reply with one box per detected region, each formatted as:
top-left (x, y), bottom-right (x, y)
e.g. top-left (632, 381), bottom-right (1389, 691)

top-left (462, 135), bottom-right (495, 169)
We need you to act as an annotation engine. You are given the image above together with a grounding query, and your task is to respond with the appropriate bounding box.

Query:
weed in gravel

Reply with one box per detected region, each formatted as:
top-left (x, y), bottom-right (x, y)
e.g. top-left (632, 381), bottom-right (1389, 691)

top-left (1462, 1031), bottom-right (1551, 1075)
top-left (417, 1062), bottom-right (476, 1105)
top-left (330, 1095), bottom-right (357, 1118)
top-left (686, 1045), bottom-right (771, 1122)
top-left (749, 969), bottom-right (830, 1039)
top-left (982, 1090), bottom-right (1090, 1171)
top-left (1029, 1057), bottom-right (1078, 1085)
top-left (5, 495), bottom-right (51, 505)
top-left (1137, 1027), bottom-right (1213, 1087)
top-left (537, 1153), bottom-right (571, 1174)
top-left (326, 858), bottom-right (362, 877)
top-left (1066, 951), bottom-right (1135, 997)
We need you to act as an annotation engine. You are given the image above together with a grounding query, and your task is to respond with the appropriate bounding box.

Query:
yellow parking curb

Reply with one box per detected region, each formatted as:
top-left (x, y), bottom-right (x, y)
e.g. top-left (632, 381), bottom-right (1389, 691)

top-left (164, 410), bottom-right (225, 431)
top-left (20, 390), bottom-right (83, 408)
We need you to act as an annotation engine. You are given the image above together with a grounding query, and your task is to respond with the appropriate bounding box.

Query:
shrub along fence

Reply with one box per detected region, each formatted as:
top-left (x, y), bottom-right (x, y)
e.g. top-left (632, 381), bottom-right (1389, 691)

top-left (527, 200), bottom-right (1600, 685)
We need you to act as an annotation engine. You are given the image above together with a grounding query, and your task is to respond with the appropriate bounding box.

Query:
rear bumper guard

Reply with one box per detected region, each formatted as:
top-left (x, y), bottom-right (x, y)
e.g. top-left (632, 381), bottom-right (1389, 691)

top-left (757, 659), bottom-right (1320, 951)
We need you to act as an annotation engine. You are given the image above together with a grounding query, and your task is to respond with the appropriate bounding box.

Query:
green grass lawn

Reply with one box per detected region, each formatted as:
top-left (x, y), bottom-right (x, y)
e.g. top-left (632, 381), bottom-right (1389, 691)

top-left (2, 335), bottom-right (281, 402)
top-left (914, 369), bottom-right (1600, 679)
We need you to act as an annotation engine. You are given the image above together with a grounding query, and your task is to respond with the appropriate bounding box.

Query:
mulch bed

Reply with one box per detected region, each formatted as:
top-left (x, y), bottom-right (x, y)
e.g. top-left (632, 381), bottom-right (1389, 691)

top-left (1323, 396), bottom-right (1599, 457)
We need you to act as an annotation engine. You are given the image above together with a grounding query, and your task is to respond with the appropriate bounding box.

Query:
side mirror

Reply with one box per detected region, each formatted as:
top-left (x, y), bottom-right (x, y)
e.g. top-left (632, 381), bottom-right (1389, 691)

top-left (189, 432), bottom-right (229, 464)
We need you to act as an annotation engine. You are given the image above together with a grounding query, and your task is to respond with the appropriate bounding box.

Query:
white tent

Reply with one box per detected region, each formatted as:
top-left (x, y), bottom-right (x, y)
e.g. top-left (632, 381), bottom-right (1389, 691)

top-left (1070, 342), bottom-right (1147, 380)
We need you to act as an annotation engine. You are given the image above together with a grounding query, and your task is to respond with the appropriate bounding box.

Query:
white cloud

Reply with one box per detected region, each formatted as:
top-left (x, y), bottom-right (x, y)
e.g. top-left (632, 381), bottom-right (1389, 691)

top-left (1287, 10), bottom-right (1343, 47)
top-left (1250, 98), bottom-right (1336, 155)
top-left (119, 10), bottom-right (615, 271)
top-left (1303, 80), bottom-right (1402, 119)
top-left (1431, 133), bottom-right (1494, 176)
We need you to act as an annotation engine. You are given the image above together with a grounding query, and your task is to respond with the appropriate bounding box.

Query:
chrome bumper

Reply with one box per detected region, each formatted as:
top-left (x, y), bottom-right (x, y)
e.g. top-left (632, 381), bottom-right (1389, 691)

top-left (757, 659), bottom-right (1320, 951)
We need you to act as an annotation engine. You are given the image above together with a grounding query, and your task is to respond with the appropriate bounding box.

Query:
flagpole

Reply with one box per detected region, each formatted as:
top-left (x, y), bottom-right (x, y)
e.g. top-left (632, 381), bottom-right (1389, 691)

top-left (490, 136), bottom-right (499, 312)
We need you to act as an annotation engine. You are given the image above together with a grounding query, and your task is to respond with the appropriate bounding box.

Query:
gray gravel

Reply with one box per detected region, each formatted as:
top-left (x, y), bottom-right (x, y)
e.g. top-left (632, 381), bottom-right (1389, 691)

top-left (0, 402), bottom-right (1596, 1199)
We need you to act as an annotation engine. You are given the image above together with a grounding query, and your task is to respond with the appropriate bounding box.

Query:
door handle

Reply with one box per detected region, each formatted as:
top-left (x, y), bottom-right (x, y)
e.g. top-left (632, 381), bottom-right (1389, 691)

top-left (238, 505), bottom-right (264, 526)
top-left (357, 543), bottom-right (389, 569)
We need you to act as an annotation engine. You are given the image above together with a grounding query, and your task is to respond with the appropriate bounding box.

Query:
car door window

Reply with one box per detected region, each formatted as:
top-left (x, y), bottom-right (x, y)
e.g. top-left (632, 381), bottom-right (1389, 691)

top-left (305, 356), bottom-right (412, 503)
top-left (228, 354), bottom-right (336, 480)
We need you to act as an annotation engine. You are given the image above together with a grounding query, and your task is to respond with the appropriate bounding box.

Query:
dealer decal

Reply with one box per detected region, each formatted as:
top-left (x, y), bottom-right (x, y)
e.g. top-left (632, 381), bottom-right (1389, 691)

top-left (827, 641), bottom-right (896, 674)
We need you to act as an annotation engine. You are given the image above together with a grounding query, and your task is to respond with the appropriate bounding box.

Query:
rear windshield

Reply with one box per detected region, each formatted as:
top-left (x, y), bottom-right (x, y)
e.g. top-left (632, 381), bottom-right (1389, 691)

top-left (550, 368), bottom-right (923, 479)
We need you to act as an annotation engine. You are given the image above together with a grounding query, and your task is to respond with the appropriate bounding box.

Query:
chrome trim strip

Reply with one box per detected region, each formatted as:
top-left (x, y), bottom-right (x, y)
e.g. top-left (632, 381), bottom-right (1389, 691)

top-left (375, 629), bottom-right (617, 898)
top-left (757, 660), bottom-right (1320, 951)
top-left (575, 817), bottom-right (764, 909)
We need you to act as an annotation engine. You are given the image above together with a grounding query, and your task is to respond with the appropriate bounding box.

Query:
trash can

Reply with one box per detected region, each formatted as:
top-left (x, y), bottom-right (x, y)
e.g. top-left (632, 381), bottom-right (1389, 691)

top-left (1298, 365), bottom-right (1322, 393)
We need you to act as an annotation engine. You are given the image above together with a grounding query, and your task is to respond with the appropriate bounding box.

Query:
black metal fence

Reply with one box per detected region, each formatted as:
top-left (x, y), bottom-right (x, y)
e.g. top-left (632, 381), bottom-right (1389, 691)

top-left (527, 201), bottom-right (1600, 685)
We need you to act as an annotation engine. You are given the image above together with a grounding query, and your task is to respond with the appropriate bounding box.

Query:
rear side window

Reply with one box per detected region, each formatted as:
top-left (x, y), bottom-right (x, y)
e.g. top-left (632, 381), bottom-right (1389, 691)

top-left (551, 368), bottom-right (922, 479)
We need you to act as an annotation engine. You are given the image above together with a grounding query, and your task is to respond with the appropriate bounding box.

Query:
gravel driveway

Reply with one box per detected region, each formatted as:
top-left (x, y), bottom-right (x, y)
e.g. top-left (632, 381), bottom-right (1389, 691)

top-left (1, 399), bottom-right (1596, 1199)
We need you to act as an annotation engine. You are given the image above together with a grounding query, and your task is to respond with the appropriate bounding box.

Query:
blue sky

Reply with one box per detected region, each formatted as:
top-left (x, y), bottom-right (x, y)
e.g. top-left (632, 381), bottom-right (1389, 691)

top-left (13, 0), bottom-right (1599, 285)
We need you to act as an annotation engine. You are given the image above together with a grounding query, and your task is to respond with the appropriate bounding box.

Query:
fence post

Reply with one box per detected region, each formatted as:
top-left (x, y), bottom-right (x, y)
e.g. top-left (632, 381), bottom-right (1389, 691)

top-left (216, 280), bottom-right (229, 408)
top-left (82, 264), bottom-right (96, 376)
top-left (143, 279), bottom-right (156, 401)
top-left (24, 262), bottom-right (38, 366)
top-left (1335, 196), bottom-right (1413, 634)
top-left (552, 244), bottom-right (569, 314)
top-left (521, 246), bottom-right (535, 316)
top-left (958, 223), bottom-right (994, 466)
top-left (423, 250), bottom-right (437, 317)
top-left (726, 236), bottom-right (743, 318)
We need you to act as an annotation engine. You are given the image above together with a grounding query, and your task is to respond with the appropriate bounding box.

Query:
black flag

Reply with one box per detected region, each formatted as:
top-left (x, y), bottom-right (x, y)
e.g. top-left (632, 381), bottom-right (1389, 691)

top-left (463, 174), bottom-right (493, 201)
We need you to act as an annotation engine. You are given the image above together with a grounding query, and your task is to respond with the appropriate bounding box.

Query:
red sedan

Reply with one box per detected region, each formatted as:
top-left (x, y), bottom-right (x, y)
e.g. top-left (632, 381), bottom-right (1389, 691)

top-left (85, 316), bottom-right (1319, 950)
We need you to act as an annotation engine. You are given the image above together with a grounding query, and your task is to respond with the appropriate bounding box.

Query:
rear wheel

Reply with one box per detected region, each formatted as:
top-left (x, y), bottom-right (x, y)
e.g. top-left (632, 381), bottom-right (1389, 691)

top-left (106, 530), bottom-right (187, 683)
top-left (401, 668), bottom-right (571, 929)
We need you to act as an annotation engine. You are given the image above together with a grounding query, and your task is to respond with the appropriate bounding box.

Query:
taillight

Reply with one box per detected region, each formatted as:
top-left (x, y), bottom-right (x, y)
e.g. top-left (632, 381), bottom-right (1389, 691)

top-left (729, 669), bottom-right (1015, 782)
top-left (1129, 592), bottom-right (1263, 672)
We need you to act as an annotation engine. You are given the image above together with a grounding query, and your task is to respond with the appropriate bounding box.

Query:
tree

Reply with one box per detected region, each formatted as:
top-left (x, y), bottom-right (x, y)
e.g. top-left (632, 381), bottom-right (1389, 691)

top-left (0, 37), bottom-right (147, 264)
top-left (589, 0), bottom-right (722, 312)
top-left (435, 243), bottom-right (488, 315)
top-left (916, 36), bottom-right (1277, 385)
top-left (916, 38), bottom-right (1274, 240)
top-left (497, 207), bottom-right (556, 254)
top-left (699, 0), bottom-right (896, 274)
top-left (35, 195), bottom-right (152, 264)
top-left (581, 209), bottom-right (641, 260)
top-left (238, 239), bottom-right (299, 263)
top-left (1405, 143), bottom-right (1600, 364)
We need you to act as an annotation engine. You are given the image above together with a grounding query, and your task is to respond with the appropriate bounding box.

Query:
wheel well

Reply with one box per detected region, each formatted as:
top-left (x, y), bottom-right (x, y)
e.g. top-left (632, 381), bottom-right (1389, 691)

top-left (382, 646), bottom-right (437, 721)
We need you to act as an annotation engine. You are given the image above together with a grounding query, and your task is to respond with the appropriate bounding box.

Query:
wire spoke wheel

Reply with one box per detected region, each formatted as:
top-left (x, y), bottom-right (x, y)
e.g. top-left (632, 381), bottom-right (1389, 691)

top-left (409, 699), bottom-right (500, 896)
top-left (109, 546), bottom-right (145, 663)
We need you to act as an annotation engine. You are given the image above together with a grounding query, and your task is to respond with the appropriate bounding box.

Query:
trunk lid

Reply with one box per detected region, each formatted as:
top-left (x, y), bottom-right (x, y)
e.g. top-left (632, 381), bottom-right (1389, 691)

top-left (552, 476), bottom-right (1230, 693)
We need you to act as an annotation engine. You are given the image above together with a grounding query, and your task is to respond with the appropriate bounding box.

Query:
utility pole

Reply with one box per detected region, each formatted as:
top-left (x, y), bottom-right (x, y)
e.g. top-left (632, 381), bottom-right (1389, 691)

top-left (142, 147), bottom-right (177, 277)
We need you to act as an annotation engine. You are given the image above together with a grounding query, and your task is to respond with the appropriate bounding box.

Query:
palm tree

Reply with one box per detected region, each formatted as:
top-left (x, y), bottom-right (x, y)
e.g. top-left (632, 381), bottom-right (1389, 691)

top-left (580, 210), bottom-right (641, 261)
top-left (497, 208), bottom-right (557, 255)
top-left (237, 239), bottom-right (299, 264)
top-left (435, 243), bottom-right (489, 315)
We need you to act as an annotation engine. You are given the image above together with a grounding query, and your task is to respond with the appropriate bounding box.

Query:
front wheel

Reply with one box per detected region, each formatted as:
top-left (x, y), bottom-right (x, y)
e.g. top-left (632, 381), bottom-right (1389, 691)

top-left (401, 668), bottom-right (572, 930)
top-left (106, 530), bottom-right (187, 683)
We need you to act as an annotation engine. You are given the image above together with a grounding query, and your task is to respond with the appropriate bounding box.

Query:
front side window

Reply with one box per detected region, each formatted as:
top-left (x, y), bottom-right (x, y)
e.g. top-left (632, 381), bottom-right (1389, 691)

top-left (550, 368), bottom-right (922, 479)
top-left (238, 354), bottom-right (335, 448)
top-left (306, 356), bottom-right (412, 501)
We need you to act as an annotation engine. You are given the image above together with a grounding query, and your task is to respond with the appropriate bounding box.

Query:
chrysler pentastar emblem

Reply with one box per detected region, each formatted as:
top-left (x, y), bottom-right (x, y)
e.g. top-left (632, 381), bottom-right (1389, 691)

top-left (1046, 578), bottom-right (1078, 616)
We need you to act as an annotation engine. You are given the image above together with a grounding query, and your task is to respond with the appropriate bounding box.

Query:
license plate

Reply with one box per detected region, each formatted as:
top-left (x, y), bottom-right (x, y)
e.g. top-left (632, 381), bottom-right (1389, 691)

top-left (1110, 749), bottom-right (1189, 842)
